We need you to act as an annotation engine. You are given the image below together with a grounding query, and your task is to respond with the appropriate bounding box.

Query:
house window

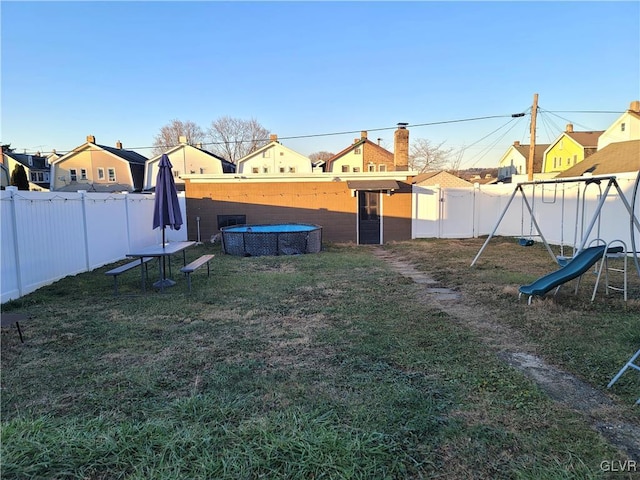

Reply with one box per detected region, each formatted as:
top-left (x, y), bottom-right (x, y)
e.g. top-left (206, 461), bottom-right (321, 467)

top-left (379, 164), bottom-right (386, 172)
top-left (262, 151), bottom-right (270, 158)
top-left (288, 166), bottom-right (296, 173)
top-left (262, 167), bottom-right (269, 173)
top-left (353, 167), bottom-right (361, 172)
top-left (97, 168), bottom-right (105, 180)
top-left (553, 158), bottom-right (557, 169)
top-left (80, 169), bottom-right (87, 180)
top-left (621, 122), bottom-right (626, 132)
top-left (368, 164), bottom-right (375, 172)
top-left (342, 165), bottom-right (349, 173)
top-left (279, 167), bottom-right (285, 173)
top-left (354, 148), bottom-right (361, 155)
top-left (30, 172), bottom-right (37, 182)
top-left (107, 168), bottom-right (116, 182)
top-left (280, 152), bottom-right (284, 156)
top-left (573, 155), bottom-right (577, 165)
top-left (252, 167), bottom-right (259, 174)
top-left (70, 169), bottom-right (77, 182)
top-left (173, 170), bottom-right (180, 177)
top-left (200, 168), bottom-right (205, 174)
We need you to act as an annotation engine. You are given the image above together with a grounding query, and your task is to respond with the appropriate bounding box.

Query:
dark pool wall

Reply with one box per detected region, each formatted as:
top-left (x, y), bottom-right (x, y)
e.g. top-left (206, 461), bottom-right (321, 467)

top-left (221, 224), bottom-right (322, 256)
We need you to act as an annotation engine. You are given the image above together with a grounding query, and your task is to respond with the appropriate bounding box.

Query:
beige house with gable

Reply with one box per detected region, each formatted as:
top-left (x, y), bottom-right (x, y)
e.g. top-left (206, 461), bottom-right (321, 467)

top-left (597, 100), bottom-right (640, 150)
top-left (50, 135), bottom-right (147, 192)
top-left (144, 137), bottom-right (235, 190)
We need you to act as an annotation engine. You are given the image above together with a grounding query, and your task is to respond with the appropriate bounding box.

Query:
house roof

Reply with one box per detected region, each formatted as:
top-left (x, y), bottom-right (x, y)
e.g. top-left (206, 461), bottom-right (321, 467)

top-left (3, 151), bottom-right (49, 170)
top-left (346, 180), bottom-right (400, 191)
top-left (411, 170), bottom-right (472, 187)
top-left (97, 144), bottom-right (147, 164)
top-left (512, 144), bottom-right (550, 173)
top-left (325, 138), bottom-right (392, 168)
top-left (564, 131), bottom-right (603, 148)
top-left (557, 140), bottom-right (640, 178)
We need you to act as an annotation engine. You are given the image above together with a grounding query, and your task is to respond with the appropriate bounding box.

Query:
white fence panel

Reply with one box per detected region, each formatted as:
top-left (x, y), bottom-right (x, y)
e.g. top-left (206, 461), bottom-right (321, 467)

top-left (1, 189), bottom-right (187, 303)
top-left (441, 188), bottom-right (475, 238)
top-left (412, 174), bottom-right (640, 254)
top-left (412, 186), bottom-right (441, 238)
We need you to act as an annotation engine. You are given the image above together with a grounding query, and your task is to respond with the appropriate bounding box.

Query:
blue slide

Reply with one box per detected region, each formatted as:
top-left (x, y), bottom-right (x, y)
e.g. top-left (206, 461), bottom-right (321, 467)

top-left (519, 245), bottom-right (624, 299)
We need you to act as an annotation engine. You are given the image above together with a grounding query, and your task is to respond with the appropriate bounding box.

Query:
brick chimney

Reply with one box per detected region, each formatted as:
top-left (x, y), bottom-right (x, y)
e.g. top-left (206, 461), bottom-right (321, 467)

top-left (361, 131), bottom-right (368, 140)
top-left (566, 124), bottom-right (574, 133)
top-left (394, 123), bottom-right (409, 171)
top-left (86, 135), bottom-right (96, 143)
top-left (179, 135), bottom-right (188, 144)
top-left (630, 100), bottom-right (640, 113)
top-left (514, 141), bottom-right (520, 147)
top-left (270, 134), bottom-right (278, 142)
top-left (116, 140), bottom-right (122, 149)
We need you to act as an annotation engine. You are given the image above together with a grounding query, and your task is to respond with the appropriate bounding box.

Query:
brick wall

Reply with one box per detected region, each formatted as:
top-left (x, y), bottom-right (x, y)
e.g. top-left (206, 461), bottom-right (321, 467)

top-left (185, 179), bottom-right (412, 244)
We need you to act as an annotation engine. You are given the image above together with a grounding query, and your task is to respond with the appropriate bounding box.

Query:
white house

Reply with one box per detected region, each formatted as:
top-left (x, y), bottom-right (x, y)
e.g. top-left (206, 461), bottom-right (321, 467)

top-left (597, 100), bottom-right (640, 150)
top-left (144, 137), bottom-right (235, 190)
top-left (236, 135), bottom-right (313, 174)
top-left (497, 141), bottom-right (549, 181)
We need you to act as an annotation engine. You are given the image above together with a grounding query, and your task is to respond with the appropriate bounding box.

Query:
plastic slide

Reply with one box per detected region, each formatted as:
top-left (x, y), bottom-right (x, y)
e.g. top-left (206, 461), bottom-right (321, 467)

top-left (519, 245), bottom-right (624, 299)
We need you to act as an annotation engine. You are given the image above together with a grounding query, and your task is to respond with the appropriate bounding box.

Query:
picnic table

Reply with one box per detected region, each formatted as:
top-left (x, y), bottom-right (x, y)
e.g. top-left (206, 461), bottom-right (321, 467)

top-left (127, 241), bottom-right (196, 292)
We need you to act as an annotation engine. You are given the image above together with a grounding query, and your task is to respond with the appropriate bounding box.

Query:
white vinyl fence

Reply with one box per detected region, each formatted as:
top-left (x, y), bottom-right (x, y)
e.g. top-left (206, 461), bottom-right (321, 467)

top-left (412, 173), bottom-right (640, 253)
top-left (2, 174), bottom-right (638, 303)
top-left (1, 188), bottom-right (187, 303)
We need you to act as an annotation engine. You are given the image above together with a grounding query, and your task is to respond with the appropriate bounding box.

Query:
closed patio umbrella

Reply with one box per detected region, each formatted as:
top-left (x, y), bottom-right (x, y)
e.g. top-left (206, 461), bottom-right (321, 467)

top-left (153, 154), bottom-right (183, 287)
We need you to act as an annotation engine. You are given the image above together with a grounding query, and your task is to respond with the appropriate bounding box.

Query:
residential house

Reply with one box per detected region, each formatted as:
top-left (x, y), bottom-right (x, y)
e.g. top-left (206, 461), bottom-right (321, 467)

top-left (0, 162), bottom-right (9, 189)
top-left (542, 125), bottom-right (603, 175)
top-left (324, 124), bottom-right (409, 173)
top-left (412, 170), bottom-right (472, 188)
top-left (236, 135), bottom-right (313, 174)
top-left (497, 141), bottom-right (549, 181)
top-left (2, 145), bottom-right (51, 191)
top-left (50, 136), bottom-right (147, 192)
top-left (556, 140), bottom-right (640, 178)
top-left (598, 100), bottom-right (640, 150)
top-left (144, 137), bottom-right (235, 190)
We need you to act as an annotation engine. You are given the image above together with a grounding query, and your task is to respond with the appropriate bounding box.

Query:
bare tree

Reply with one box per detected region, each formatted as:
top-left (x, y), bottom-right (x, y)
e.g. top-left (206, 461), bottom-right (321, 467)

top-left (308, 151), bottom-right (334, 164)
top-left (208, 116), bottom-right (270, 163)
top-left (152, 119), bottom-right (205, 156)
top-left (409, 138), bottom-right (457, 173)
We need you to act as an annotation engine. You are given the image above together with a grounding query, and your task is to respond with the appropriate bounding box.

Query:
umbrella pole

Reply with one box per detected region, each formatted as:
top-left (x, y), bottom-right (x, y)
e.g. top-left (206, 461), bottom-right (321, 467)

top-left (162, 228), bottom-right (166, 280)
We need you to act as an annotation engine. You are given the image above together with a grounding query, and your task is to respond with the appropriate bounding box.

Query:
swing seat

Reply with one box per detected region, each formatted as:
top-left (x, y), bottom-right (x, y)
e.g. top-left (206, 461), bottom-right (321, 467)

top-left (519, 238), bottom-right (535, 247)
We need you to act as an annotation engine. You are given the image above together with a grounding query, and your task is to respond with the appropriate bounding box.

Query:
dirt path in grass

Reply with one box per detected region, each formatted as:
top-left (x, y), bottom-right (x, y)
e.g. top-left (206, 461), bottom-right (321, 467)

top-left (371, 247), bottom-right (640, 461)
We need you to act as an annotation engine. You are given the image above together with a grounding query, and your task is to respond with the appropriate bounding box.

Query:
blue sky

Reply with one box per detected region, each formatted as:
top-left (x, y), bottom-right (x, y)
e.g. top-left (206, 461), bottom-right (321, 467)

top-left (2, 1), bottom-right (639, 168)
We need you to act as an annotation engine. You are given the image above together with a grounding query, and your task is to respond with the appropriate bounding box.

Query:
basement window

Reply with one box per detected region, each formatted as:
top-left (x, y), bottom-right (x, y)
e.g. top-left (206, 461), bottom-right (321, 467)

top-left (218, 214), bottom-right (246, 229)
top-left (342, 165), bottom-right (349, 173)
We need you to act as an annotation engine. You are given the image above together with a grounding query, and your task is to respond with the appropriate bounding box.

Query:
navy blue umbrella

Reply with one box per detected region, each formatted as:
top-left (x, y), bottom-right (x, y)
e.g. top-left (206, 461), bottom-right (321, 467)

top-left (153, 154), bottom-right (183, 245)
top-left (153, 154), bottom-right (183, 287)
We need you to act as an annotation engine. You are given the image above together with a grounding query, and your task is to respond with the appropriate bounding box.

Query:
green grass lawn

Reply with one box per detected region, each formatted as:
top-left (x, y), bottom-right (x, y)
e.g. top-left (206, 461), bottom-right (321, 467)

top-left (1, 239), bottom-right (639, 479)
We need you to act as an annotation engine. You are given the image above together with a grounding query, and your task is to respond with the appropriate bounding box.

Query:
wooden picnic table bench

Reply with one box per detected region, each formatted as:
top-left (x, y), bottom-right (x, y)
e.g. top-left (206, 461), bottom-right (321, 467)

top-left (105, 257), bottom-right (153, 295)
top-left (180, 254), bottom-right (215, 293)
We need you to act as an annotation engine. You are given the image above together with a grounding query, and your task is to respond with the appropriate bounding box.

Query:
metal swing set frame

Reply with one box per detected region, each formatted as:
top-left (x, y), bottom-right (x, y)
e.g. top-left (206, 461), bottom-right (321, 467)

top-left (471, 174), bottom-right (640, 276)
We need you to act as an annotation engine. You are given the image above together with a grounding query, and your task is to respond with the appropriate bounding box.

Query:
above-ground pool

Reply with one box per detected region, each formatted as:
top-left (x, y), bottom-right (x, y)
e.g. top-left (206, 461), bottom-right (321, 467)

top-left (221, 223), bottom-right (322, 256)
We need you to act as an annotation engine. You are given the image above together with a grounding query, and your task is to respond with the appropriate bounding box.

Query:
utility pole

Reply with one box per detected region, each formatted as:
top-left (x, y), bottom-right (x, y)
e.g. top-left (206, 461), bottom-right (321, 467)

top-left (528, 93), bottom-right (538, 181)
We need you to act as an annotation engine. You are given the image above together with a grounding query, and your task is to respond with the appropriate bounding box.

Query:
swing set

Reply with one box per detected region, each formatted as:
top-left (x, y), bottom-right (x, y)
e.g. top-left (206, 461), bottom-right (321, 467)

top-left (471, 174), bottom-right (640, 277)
